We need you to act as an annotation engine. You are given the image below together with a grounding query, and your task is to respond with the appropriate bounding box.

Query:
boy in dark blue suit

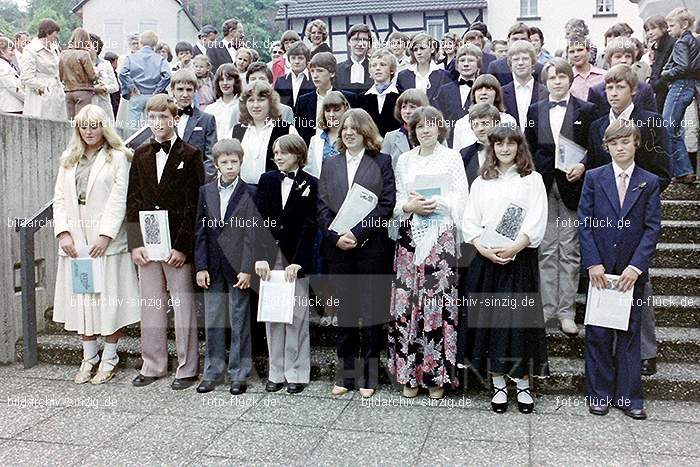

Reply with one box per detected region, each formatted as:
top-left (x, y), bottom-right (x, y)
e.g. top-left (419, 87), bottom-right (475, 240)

top-left (274, 42), bottom-right (315, 109)
top-left (254, 134), bottom-right (318, 394)
top-left (501, 41), bottom-right (548, 128)
top-left (578, 120), bottom-right (662, 420)
top-left (433, 44), bottom-right (482, 126)
top-left (194, 139), bottom-right (257, 395)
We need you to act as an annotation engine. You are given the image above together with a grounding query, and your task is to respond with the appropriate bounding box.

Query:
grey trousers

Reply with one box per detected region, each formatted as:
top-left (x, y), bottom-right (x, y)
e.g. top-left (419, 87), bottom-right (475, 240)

top-left (264, 256), bottom-right (311, 384)
top-left (539, 184), bottom-right (580, 321)
top-left (640, 281), bottom-right (657, 360)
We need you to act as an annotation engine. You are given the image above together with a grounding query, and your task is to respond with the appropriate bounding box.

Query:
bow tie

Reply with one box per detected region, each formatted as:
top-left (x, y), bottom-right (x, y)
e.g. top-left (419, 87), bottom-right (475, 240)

top-left (280, 171), bottom-right (295, 181)
top-left (219, 178), bottom-right (236, 190)
top-left (178, 105), bottom-right (193, 117)
top-left (151, 139), bottom-right (172, 154)
top-left (548, 100), bottom-right (567, 109)
top-left (459, 79), bottom-right (474, 87)
top-left (227, 42), bottom-right (235, 49)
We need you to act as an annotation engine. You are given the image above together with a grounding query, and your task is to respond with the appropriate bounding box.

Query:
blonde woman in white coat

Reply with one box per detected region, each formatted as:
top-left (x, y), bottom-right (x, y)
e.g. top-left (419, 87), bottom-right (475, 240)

top-left (0, 37), bottom-right (24, 113)
top-left (19, 19), bottom-right (67, 120)
top-left (53, 105), bottom-right (140, 385)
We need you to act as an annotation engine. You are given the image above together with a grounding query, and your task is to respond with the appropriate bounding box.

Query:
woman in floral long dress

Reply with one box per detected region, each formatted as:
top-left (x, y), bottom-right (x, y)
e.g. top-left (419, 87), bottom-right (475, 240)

top-left (388, 106), bottom-right (469, 399)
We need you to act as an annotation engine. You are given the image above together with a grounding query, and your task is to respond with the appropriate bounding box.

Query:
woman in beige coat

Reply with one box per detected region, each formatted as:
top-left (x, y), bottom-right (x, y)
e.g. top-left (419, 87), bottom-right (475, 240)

top-left (19, 19), bottom-right (67, 120)
top-left (53, 104), bottom-right (140, 384)
top-left (0, 37), bottom-right (24, 113)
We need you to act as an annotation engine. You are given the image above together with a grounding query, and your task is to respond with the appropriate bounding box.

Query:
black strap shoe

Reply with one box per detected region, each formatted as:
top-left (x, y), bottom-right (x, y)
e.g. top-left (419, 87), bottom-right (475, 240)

top-left (132, 374), bottom-right (159, 387)
top-left (230, 382), bottom-right (247, 395)
top-left (516, 387), bottom-right (534, 414)
top-left (266, 381), bottom-right (284, 392)
top-left (171, 376), bottom-right (198, 390)
top-left (491, 386), bottom-right (508, 413)
top-left (286, 383), bottom-right (305, 394)
top-left (196, 380), bottom-right (218, 393)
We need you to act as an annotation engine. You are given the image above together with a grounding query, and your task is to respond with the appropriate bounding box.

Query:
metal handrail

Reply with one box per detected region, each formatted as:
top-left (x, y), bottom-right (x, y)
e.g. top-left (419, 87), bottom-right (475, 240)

top-left (14, 201), bottom-right (53, 369)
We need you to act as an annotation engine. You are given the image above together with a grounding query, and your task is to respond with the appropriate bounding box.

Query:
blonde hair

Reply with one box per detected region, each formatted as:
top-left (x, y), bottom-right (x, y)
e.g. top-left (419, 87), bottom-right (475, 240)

top-left (337, 109), bottom-right (383, 153)
top-left (507, 40), bottom-right (537, 65)
top-left (666, 8), bottom-right (695, 28)
top-left (603, 119), bottom-right (641, 149)
top-left (139, 31), bottom-right (159, 48)
top-left (369, 48), bottom-right (398, 76)
top-left (61, 105), bottom-right (132, 168)
top-left (408, 32), bottom-right (440, 64)
top-left (317, 90), bottom-right (350, 130)
top-left (239, 81), bottom-right (282, 125)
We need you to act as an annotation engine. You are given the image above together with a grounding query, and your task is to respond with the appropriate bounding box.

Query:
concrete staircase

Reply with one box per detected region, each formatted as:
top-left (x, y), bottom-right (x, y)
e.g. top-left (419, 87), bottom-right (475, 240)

top-left (17, 183), bottom-right (700, 400)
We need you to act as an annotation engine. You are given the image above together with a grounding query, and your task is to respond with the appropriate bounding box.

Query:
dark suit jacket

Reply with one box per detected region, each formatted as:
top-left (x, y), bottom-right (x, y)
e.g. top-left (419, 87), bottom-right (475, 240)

top-left (396, 68), bottom-right (452, 103)
top-left (126, 137), bottom-right (205, 262)
top-left (334, 57), bottom-right (373, 95)
top-left (206, 42), bottom-right (234, 73)
top-left (502, 80), bottom-right (548, 127)
top-left (525, 96), bottom-right (596, 211)
top-left (588, 108), bottom-right (671, 191)
top-left (459, 142), bottom-right (483, 189)
top-left (231, 120), bottom-right (293, 177)
top-left (486, 57), bottom-right (544, 86)
top-left (317, 150), bottom-right (396, 262)
top-left (433, 80), bottom-right (471, 124)
top-left (293, 88), bottom-right (356, 144)
top-left (481, 52), bottom-right (496, 75)
top-left (194, 179), bottom-right (257, 281)
top-left (181, 107), bottom-right (218, 180)
top-left (356, 90), bottom-right (401, 136)
top-left (255, 170), bottom-right (318, 275)
top-left (578, 164), bottom-right (661, 285)
top-left (274, 72), bottom-right (316, 108)
top-left (586, 81), bottom-right (657, 119)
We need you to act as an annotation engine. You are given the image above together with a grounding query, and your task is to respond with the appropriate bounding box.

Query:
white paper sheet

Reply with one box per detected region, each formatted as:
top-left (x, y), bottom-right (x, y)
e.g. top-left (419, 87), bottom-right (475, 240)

top-left (139, 210), bottom-right (172, 261)
top-left (584, 274), bottom-right (633, 331)
top-left (329, 183), bottom-right (378, 234)
top-left (556, 135), bottom-right (587, 171)
top-left (257, 271), bottom-right (295, 324)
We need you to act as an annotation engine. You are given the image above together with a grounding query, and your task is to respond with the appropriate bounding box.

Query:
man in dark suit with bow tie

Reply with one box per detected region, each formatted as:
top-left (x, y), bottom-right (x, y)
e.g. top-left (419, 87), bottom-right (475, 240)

top-left (433, 44), bottom-right (482, 126)
top-left (525, 58), bottom-right (596, 336)
top-left (126, 94), bottom-right (205, 390)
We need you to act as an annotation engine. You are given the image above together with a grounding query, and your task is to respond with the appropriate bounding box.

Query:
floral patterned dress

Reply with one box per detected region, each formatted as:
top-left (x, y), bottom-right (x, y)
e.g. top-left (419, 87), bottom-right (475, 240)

top-left (387, 144), bottom-right (469, 389)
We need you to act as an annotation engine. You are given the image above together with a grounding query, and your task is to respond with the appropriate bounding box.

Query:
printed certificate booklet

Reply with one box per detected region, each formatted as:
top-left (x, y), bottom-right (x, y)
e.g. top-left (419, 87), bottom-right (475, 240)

top-left (257, 271), bottom-right (295, 324)
top-left (479, 201), bottom-right (527, 248)
top-left (139, 210), bottom-right (172, 261)
top-left (329, 183), bottom-right (378, 234)
top-left (584, 274), bottom-right (633, 331)
top-left (556, 135), bottom-right (587, 171)
top-left (70, 257), bottom-right (104, 294)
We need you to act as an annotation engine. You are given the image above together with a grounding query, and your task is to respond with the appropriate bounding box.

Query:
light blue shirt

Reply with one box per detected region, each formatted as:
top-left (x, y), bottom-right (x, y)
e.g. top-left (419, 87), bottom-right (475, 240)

top-left (119, 46), bottom-right (171, 98)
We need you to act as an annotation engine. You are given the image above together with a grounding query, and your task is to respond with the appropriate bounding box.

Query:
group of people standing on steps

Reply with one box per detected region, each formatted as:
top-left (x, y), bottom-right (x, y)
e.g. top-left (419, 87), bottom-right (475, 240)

top-left (37, 7), bottom-right (700, 421)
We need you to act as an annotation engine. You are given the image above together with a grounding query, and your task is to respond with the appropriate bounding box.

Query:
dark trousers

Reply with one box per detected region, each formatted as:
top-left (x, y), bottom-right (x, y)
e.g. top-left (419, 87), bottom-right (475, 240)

top-left (327, 254), bottom-right (391, 389)
top-left (585, 285), bottom-right (643, 410)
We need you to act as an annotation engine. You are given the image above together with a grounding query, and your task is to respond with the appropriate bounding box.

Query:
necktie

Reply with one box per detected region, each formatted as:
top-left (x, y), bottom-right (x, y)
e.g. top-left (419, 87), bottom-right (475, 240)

top-left (618, 172), bottom-right (628, 208)
top-left (178, 105), bottom-right (193, 116)
top-left (151, 139), bottom-right (171, 154)
top-left (548, 100), bottom-right (567, 109)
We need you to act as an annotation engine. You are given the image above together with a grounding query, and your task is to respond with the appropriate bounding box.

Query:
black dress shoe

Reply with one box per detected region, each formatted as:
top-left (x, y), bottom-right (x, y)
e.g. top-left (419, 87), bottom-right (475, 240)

top-left (491, 386), bottom-right (508, 413)
top-left (132, 374), bottom-right (159, 387)
top-left (265, 381), bottom-right (284, 392)
top-left (230, 382), bottom-right (247, 395)
top-left (623, 408), bottom-right (647, 420)
top-left (286, 383), bottom-right (305, 394)
top-left (196, 380), bottom-right (218, 393)
top-left (589, 404), bottom-right (610, 416)
top-left (171, 376), bottom-right (198, 390)
top-left (641, 358), bottom-right (657, 376)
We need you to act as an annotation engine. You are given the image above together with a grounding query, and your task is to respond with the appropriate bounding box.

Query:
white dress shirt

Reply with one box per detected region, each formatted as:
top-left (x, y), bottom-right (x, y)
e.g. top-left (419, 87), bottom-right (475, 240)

top-left (206, 97), bottom-right (240, 140)
top-left (462, 165), bottom-right (548, 248)
top-left (223, 39), bottom-right (237, 61)
top-left (412, 61), bottom-right (443, 94)
top-left (459, 83), bottom-right (471, 108)
top-left (513, 76), bottom-right (534, 127)
top-left (350, 56), bottom-right (367, 84)
top-left (548, 94), bottom-right (570, 163)
top-left (281, 170), bottom-right (296, 208)
top-left (452, 112), bottom-right (517, 152)
top-left (155, 135), bottom-right (178, 183)
top-left (176, 112), bottom-right (189, 139)
top-left (218, 176), bottom-right (239, 219)
top-left (289, 69), bottom-right (309, 105)
top-left (346, 148), bottom-right (365, 187)
top-left (609, 102), bottom-right (634, 123)
top-left (240, 121), bottom-right (275, 184)
top-left (364, 82), bottom-right (399, 114)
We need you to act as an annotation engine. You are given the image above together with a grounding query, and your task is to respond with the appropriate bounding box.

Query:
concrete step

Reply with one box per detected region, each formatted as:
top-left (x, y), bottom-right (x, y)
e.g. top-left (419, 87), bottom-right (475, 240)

top-left (661, 182), bottom-right (700, 201)
top-left (653, 243), bottom-right (700, 269)
top-left (649, 268), bottom-right (700, 296)
top-left (16, 336), bottom-right (700, 401)
top-left (662, 199), bottom-right (700, 221)
top-left (659, 220), bottom-right (700, 243)
top-left (544, 325), bottom-right (700, 363)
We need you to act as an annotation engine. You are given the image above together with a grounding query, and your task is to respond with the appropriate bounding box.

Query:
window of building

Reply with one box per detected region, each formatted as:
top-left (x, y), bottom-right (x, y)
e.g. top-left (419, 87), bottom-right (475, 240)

top-left (103, 20), bottom-right (123, 52)
top-left (596, 0), bottom-right (614, 15)
top-left (519, 0), bottom-right (538, 18)
top-left (426, 19), bottom-right (445, 39)
top-left (139, 20), bottom-right (159, 33)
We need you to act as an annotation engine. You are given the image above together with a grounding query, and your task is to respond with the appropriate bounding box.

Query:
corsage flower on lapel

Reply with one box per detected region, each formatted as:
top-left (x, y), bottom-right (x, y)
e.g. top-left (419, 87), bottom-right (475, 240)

top-left (631, 182), bottom-right (647, 192)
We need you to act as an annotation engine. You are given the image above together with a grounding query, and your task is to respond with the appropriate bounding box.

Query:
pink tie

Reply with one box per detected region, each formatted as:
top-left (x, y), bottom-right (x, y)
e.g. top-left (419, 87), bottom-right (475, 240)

top-left (618, 172), bottom-right (628, 208)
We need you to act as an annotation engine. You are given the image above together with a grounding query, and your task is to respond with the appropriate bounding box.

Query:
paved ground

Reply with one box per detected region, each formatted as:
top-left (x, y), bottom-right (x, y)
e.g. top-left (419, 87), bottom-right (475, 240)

top-left (0, 363), bottom-right (698, 466)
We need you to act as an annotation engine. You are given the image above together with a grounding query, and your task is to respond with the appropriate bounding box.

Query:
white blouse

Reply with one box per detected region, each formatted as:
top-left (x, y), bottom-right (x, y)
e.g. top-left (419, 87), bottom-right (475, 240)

top-left (452, 112), bottom-right (517, 152)
top-left (461, 166), bottom-right (548, 249)
top-left (207, 97), bottom-right (240, 141)
top-left (240, 121), bottom-right (274, 184)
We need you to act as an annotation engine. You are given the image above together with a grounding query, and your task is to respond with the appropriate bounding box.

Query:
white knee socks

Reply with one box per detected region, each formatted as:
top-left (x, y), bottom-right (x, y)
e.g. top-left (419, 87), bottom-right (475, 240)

top-left (100, 342), bottom-right (119, 371)
top-left (513, 377), bottom-right (533, 404)
top-left (492, 375), bottom-right (507, 404)
top-left (82, 340), bottom-right (99, 363)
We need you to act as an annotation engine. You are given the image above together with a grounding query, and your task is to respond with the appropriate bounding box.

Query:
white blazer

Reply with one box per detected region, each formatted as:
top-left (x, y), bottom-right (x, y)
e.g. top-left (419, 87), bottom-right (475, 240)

top-left (0, 58), bottom-right (24, 112)
top-left (53, 147), bottom-right (131, 256)
top-left (19, 38), bottom-right (66, 120)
